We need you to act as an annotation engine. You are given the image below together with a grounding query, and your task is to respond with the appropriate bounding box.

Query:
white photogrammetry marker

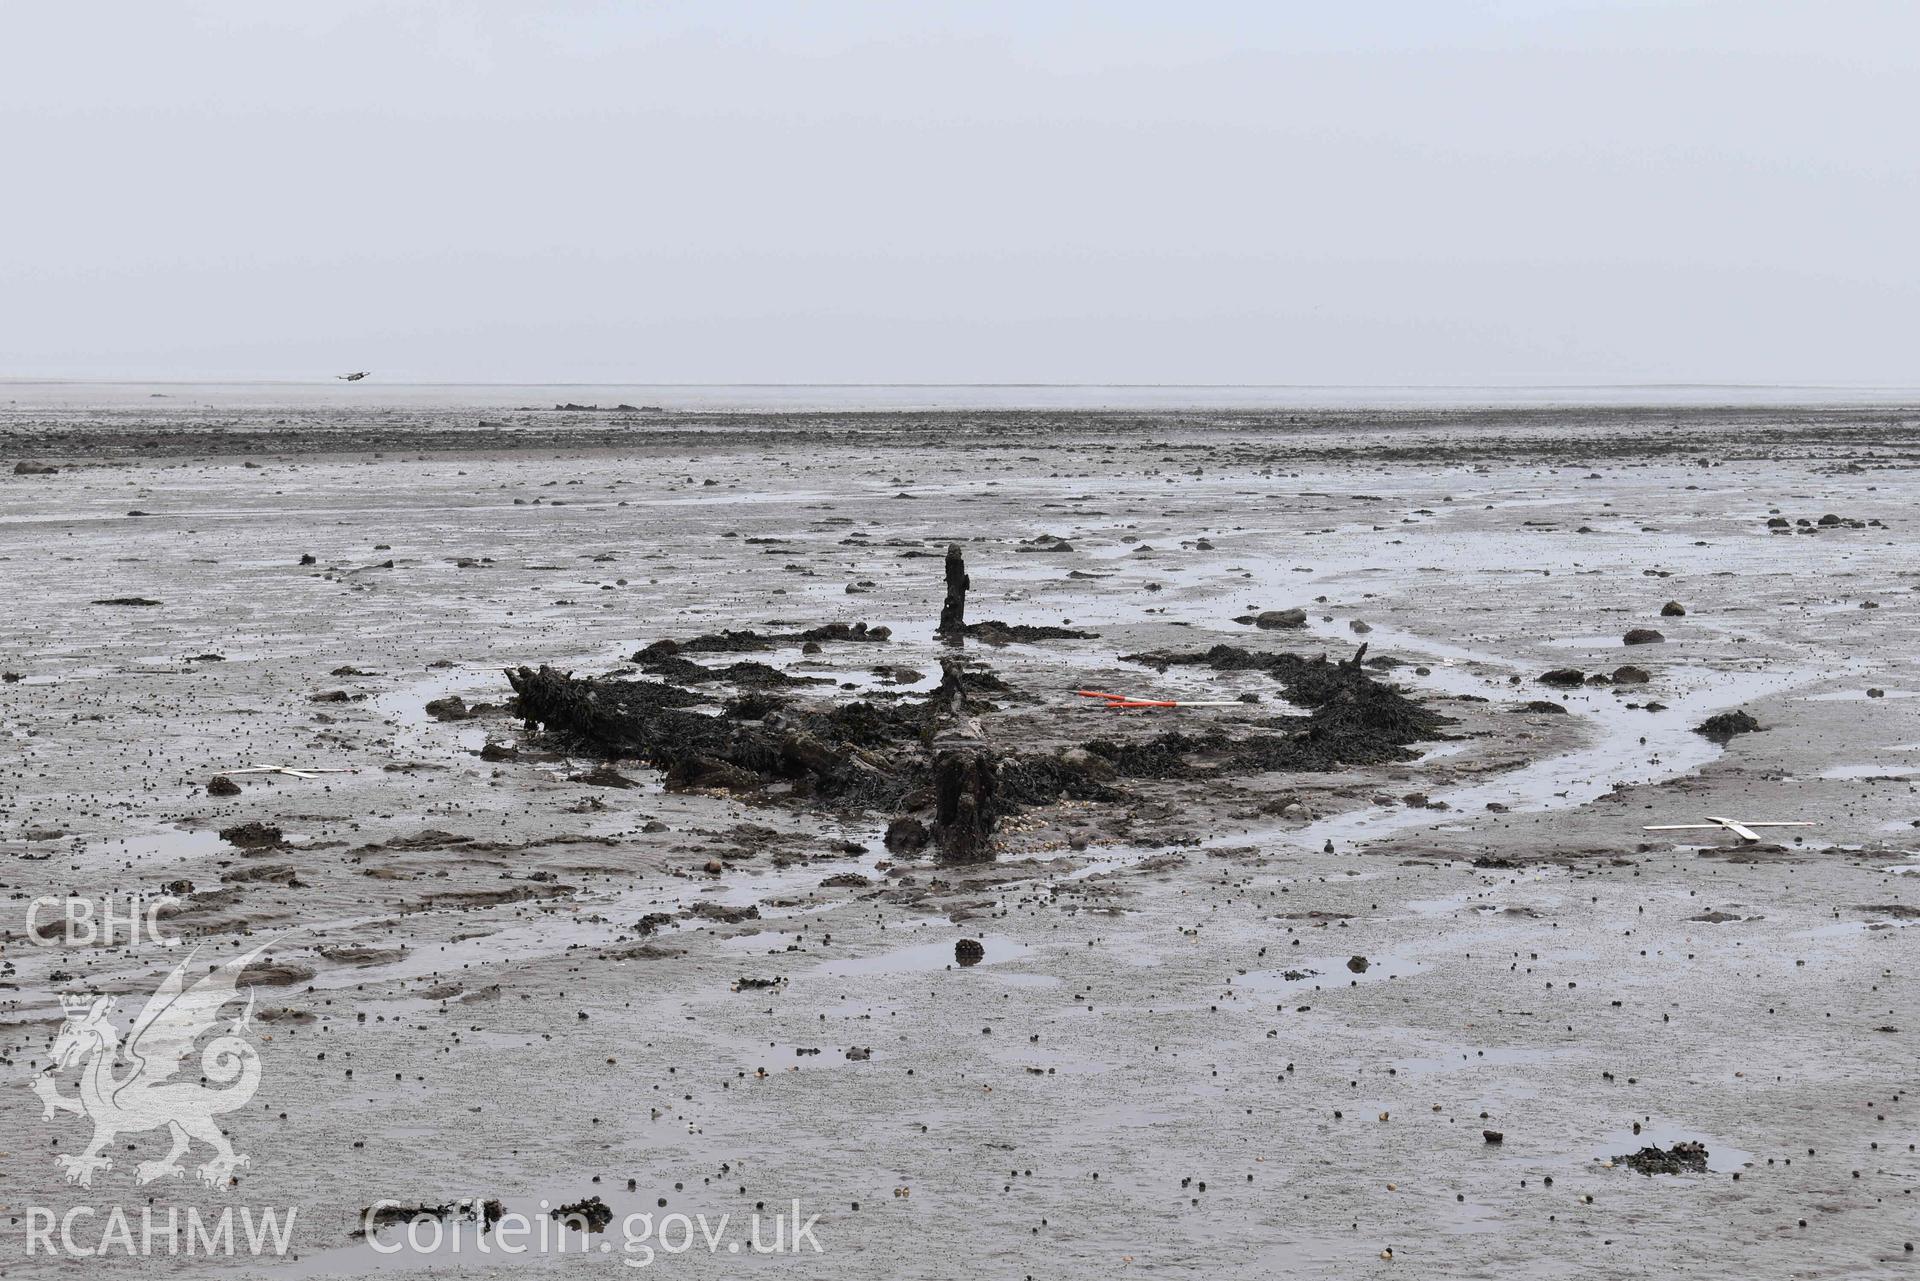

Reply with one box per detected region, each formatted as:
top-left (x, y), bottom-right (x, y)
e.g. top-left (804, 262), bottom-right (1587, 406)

top-left (1643, 816), bottom-right (1815, 843)
top-left (225, 766), bottom-right (358, 779)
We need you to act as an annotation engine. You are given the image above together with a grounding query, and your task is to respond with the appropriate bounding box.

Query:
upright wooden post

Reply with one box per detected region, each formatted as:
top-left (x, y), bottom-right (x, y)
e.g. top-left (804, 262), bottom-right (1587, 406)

top-left (936, 542), bottom-right (969, 640)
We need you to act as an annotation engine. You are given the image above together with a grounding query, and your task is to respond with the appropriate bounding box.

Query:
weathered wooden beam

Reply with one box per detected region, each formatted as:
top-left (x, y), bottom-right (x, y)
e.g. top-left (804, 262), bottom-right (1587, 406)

top-left (928, 657), bottom-right (996, 862)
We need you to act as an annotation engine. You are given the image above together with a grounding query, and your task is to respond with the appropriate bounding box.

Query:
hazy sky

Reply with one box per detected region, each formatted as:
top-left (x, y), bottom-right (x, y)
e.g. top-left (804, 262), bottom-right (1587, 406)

top-left (2, 1), bottom-right (1914, 385)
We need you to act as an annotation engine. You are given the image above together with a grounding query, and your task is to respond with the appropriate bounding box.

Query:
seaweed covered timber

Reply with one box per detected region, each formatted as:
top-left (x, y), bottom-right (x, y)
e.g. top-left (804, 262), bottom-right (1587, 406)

top-left (505, 548), bottom-right (1450, 861)
top-left (1105, 643), bottom-right (1455, 777)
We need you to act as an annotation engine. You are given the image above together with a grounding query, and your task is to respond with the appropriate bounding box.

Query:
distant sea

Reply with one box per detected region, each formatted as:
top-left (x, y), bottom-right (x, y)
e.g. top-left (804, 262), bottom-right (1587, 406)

top-left (3, 381), bottom-right (1918, 413)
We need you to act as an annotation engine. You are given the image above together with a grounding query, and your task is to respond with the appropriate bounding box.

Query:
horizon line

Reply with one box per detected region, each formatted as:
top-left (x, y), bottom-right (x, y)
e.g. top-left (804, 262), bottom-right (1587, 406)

top-left (6, 378), bottom-right (1920, 391)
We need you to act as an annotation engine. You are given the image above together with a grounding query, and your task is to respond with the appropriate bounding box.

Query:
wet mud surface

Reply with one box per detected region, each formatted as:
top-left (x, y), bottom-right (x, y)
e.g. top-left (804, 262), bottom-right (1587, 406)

top-left (0, 405), bottom-right (1916, 1277)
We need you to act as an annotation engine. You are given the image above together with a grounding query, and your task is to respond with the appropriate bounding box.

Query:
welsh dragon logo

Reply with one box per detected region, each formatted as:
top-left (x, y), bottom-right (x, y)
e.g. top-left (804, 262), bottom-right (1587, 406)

top-left (31, 941), bottom-right (280, 1189)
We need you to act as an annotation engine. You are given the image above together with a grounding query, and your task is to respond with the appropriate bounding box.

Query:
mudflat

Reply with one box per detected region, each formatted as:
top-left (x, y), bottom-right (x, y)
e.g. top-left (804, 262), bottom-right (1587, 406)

top-left (1, 403), bottom-right (1914, 1278)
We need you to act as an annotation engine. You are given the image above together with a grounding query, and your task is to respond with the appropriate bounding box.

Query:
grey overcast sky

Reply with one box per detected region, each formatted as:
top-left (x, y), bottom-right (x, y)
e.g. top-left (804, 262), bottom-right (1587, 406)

top-left (1, 1), bottom-right (1914, 385)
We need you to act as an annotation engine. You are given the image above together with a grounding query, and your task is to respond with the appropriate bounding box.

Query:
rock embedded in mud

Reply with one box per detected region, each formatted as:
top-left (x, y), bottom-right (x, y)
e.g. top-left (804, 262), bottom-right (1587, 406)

top-left (569, 762), bottom-right (639, 788)
top-left (961, 620), bottom-right (1095, 644)
top-left (689, 901), bottom-right (760, 924)
top-left (424, 695), bottom-right (474, 721)
top-left (1060, 746), bottom-right (1117, 781)
top-left (1253, 608), bottom-right (1308, 630)
top-left (1622, 628), bottom-right (1665, 645)
top-left (555, 1197), bottom-right (613, 1232)
top-left (218, 820), bottom-right (283, 848)
top-left (354, 1201), bottom-right (488, 1236)
top-left (1615, 1141), bottom-right (1709, 1175)
top-left (1538, 668), bottom-right (1586, 687)
top-left (636, 621), bottom-right (890, 661)
top-left (206, 774), bottom-right (242, 796)
top-left (1346, 955), bottom-right (1370, 973)
top-left (1660, 600), bottom-right (1687, 616)
top-left (1693, 710), bottom-right (1761, 743)
top-left (1611, 664), bottom-right (1652, 684)
top-left (239, 957), bottom-right (316, 987)
top-left (13, 460), bottom-right (59, 474)
top-left (955, 937), bottom-right (985, 966)
top-left (884, 816), bottom-right (930, 853)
